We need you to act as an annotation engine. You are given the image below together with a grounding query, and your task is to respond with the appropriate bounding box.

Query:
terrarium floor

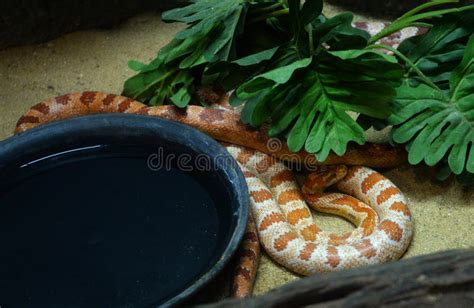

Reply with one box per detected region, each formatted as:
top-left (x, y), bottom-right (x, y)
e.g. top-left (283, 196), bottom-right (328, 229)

top-left (1, 6), bottom-right (473, 295)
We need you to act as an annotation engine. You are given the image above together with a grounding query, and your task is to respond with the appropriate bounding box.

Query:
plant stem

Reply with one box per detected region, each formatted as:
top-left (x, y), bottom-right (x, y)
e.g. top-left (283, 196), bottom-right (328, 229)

top-left (367, 44), bottom-right (441, 91)
top-left (134, 68), bottom-right (178, 99)
top-left (307, 24), bottom-right (314, 55)
top-left (248, 8), bottom-right (289, 24)
top-left (394, 0), bottom-right (459, 22)
top-left (250, 2), bottom-right (284, 15)
top-left (368, 5), bottom-right (474, 44)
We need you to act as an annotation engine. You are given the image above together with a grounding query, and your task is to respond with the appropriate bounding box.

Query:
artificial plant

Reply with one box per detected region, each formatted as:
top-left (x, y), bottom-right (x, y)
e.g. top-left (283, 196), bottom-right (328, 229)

top-left (123, 0), bottom-right (474, 182)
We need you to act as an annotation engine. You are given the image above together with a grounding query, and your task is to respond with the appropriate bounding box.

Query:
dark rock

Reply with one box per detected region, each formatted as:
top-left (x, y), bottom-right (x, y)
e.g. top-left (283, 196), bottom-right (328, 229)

top-left (204, 248), bottom-right (474, 307)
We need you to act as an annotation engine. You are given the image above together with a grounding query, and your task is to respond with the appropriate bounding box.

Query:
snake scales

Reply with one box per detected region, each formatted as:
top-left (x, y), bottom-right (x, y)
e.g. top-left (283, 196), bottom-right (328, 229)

top-left (15, 90), bottom-right (413, 298)
top-left (13, 21), bottom-right (418, 299)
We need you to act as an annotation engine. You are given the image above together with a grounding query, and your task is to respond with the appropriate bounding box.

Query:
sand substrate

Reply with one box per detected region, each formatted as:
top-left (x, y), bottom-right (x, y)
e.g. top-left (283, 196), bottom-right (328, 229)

top-left (1, 7), bottom-right (473, 295)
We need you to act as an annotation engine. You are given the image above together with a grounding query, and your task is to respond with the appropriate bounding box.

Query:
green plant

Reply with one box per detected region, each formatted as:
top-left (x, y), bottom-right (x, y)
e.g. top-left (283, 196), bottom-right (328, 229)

top-left (390, 41), bottom-right (474, 173)
top-left (122, 0), bottom-right (474, 182)
top-left (359, 9), bottom-right (474, 182)
top-left (123, 0), bottom-right (248, 106)
top-left (389, 12), bottom-right (474, 179)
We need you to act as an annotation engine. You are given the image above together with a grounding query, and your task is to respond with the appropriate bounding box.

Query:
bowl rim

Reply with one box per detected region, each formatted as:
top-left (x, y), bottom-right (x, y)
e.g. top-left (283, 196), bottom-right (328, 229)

top-left (0, 114), bottom-right (249, 306)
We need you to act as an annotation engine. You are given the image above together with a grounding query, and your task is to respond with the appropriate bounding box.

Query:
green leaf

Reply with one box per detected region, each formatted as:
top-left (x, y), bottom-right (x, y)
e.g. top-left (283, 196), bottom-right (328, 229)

top-left (236, 49), bottom-right (402, 161)
top-left (305, 104), bottom-right (366, 159)
top-left (241, 88), bottom-right (273, 126)
top-left (128, 60), bottom-right (147, 72)
top-left (229, 93), bottom-right (244, 106)
top-left (390, 34), bottom-right (474, 175)
top-left (268, 85), bottom-right (303, 135)
top-left (122, 60), bottom-right (195, 107)
top-left (288, 0), bottom-right (302, 35)
top-left (287, 79), bottom-right (321, 151)
top-left (163, 0), bottom-right (243, 64)
top-left (369, 3), bottom-right (474, 44)
top-left (162, 0), bottom-right (238, 25)
top-left (149, 95), bottom-right (160, 106)
top-left (311, 13), bottom-right (370, 50)
top-left (301, 0), bottom-right (323, 26)
top-left (164, 32), bottom-right (209, 64)
top-left (203, 6), bottom-right (243, 62)
top-left (237, 57), bottom-right (312, 97)
top-left (179, 38), bottom-right (209, 68)
top-left (170, 87), bottom-right (192, 108)
top-left (122, 0), bottom-right (246, 107)
top-left (318, 50), bottom-right (403, 118)
top-left (398, 10), bottom-right (474, 89)
top-left (232, 47), bottom-right (279, 66)
top-left (123, 68), bottom-right (169, 102)
top-left (253, 57), bottom-right (312, 84)
top-left (299, 53), bottom-right (396, 159)
top-left (329, 49), bottom-right (398, 63)
top-left (395, 0), bottom-right (459, 21)
top-left (451, 33), bottom-right (474, 88)
top-left (204, 45), bottom-right (282, 91)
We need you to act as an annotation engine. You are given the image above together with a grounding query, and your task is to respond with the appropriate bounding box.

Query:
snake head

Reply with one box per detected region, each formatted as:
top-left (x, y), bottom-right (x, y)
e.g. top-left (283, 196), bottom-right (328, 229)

top-left (302, 165), bottom-right (348, 194)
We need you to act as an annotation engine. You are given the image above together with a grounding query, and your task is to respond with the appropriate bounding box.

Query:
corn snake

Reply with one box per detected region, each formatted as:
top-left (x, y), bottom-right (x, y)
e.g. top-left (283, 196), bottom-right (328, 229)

top-left (14, 89), bottom-right (413, 298)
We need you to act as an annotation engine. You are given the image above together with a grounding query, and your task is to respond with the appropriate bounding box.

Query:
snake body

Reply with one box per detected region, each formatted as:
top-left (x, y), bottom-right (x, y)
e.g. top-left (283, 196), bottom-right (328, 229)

top-left (353, 22), bottom-right (424, 48)
top-left (228, 146), bottom-right (413, 275)
top-left (16, 92), bottom-right (406, 168)
top-left (13, 15), bottom-right (422, 299)
top-left (15, 90), bottom-right (413, 297)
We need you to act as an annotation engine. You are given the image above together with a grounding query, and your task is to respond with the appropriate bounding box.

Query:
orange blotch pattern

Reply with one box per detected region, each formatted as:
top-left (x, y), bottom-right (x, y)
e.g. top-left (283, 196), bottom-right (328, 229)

top-left (300, 224), bottom-right (320, 241)
top-left (287, 208), bottom-right (311, 225)
top-left (236, 148), bottom-right (254, 164)
top-left (259, 213), bottom-right (285, 231)
top-left (344, 166), bottom-right (361, 182)
top-left (55, 94), bottom-right (71, 105)
top-left (299, 242), bottom-right (318, 261)
top-left (326, 246), bottom-right (341, 268)
top-left (243, 171), bottom-right (256, 178)
top-left (79, 91), bottom-right (96, 105)
top-left (329, 232), bottom-right (351, 246)
top-left (376, 187), bottom-right (400, 204)
top-left (277, 189), bottom-right (302, 205)
top-left (31, 103), bottom-right (50, 115)
top-left (270, 170), bottom-right (294, 188)
top-left (352, 239), bottom-right (377, 259)
top-left (274, 232), bottom-right (297, 252)
top-left (390, 201), bottom-right (411, 217)
top-left (102, 94), bottom-right (117, 106)
top-left (333, 196), bottom-right (376, 236)
top-left (118, 99), bottom-right (133, 112)
top-left (256, 156), bottom-right (276, 173)
top-left (250, 189), bottom-right (273, 203)
top-left (17, 115), bottom-right (39, 126)
top-left (361, 172), bottom-right (385, 193)
top-left (378, 220), bottom-right (403, 242)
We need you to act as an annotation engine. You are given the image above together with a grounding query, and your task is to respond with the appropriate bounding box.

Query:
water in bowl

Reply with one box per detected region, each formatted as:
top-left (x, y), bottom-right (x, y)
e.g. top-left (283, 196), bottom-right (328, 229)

top-left (0, 145), bottom-right (231, 306)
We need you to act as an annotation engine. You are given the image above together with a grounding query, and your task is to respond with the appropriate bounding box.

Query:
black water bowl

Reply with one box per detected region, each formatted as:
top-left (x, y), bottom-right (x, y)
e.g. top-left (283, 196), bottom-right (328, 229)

top-left (0, 114), bottom-right (249, 307)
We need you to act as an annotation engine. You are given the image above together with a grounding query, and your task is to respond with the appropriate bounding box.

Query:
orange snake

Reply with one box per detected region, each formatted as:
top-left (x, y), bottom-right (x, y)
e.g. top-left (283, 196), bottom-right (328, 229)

top-left (11, 18), bottom-right (421, 299)
top-left (15, 90), bottom-right (413, 298)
